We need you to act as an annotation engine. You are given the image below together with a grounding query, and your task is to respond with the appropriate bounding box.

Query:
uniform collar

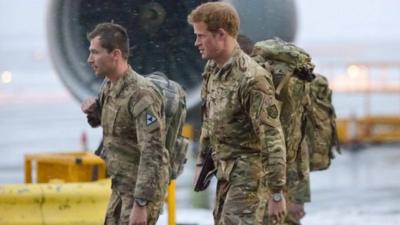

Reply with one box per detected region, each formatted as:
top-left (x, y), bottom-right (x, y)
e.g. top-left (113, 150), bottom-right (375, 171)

top-left (208, 46), bottom-right (243, 81)
top-left (107, 66), bottom-right (137, 98)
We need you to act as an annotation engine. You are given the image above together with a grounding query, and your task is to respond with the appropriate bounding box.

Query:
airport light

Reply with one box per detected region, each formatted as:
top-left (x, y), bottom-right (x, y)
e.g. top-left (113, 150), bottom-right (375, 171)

top-left (347, 65), bottom-right (361, 79)
top-left (1, 71), bottom-right (13, 84)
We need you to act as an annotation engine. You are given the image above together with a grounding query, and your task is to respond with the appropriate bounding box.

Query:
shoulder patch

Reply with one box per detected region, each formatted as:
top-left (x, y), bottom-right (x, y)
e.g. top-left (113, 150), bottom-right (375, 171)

top-left (146, 112), bottom-right (157, 126)
top-left (267, 104), bottom-right (279, 119)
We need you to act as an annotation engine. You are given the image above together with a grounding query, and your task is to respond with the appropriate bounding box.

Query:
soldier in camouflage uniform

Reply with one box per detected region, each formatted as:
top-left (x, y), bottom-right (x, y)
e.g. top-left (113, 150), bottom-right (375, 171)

top-left (188, 3), bottom-right (287, 225)
top-left (250, 39), bottom-right (315, 225)
top-left (237, 32), bottom-right (312, 225)
top-left (81, 23), bottom-right (169, 225)
top-left (283, 122), bottom-right (310, 225)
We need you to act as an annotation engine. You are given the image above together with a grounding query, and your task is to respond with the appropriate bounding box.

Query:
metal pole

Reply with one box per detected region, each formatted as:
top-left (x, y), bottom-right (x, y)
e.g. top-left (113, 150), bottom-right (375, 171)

top-left (167, 180), bottom-right (177, 225)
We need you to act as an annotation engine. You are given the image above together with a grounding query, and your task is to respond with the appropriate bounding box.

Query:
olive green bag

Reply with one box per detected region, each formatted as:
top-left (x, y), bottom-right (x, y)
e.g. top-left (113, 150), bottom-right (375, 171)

top-left (251, 38), bottom-right (340, 172)
top-left (304, 74), bottom-right (340, 171)
top-left (147, 72), bottom-right (189, 179)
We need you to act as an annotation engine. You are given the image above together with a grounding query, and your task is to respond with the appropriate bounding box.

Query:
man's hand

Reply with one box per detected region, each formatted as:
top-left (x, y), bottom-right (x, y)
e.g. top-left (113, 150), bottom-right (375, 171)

top-left (287, 201), bottom-right (305, 220)
top-left (268, 194), bottom-right (287, 224)
top-left (81, 98), bottom-right (97, 114)
top-left (129, 203), bottom-right (147, 225)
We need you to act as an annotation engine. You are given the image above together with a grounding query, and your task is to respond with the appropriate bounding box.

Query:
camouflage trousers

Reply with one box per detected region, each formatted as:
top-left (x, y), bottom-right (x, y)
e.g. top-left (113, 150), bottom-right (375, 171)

top-left (213, 156), bottom-right (266, 225)
top-left (281, 164), bottom-right (310, 225)
top-left (283, 213), bottom-right (300, 225)
top-left (104, 189), bottom-right (163, 225)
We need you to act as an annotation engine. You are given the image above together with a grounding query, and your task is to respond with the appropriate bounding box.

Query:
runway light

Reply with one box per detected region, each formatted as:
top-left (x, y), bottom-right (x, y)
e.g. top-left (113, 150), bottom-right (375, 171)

top-left (347, 65), bottom-right (361, 79)
top-left (1, 71), bottom-right (13, 84)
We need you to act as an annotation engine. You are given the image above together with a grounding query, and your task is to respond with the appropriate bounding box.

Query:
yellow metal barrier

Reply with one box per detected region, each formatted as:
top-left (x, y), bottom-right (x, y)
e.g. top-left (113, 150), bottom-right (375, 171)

top-left (0, 180), bottom-right (111, 225)
top-left (22, 152), bottom-right (181, 225)
top-left (11, 123), bottom-right (195, 225)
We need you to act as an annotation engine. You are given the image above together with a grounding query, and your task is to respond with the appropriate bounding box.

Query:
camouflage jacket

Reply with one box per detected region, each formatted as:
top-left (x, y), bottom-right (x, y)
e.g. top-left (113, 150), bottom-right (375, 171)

top-left (199, 47), bottom-right (286, 191)
top-left (99, 67), bottom-right (169, 203)
top-left (251, 39), bottom-right (315, 203)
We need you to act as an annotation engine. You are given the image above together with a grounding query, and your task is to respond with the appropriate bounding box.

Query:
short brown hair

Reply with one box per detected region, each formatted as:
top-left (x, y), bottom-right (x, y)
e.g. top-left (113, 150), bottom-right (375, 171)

top-left (87, 22), bottom-right (129, 59)
top-left (187, 2), bottom-right (240, 38)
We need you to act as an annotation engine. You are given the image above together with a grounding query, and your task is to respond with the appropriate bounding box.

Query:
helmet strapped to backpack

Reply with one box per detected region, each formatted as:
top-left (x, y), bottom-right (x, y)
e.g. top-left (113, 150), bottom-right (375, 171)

top-left (146, 72), bottom-right (189, 179)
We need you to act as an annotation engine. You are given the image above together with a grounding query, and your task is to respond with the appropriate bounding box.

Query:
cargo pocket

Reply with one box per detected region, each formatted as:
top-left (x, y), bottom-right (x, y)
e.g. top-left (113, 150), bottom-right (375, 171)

top-left (224, 173), bottom-right (260, 219)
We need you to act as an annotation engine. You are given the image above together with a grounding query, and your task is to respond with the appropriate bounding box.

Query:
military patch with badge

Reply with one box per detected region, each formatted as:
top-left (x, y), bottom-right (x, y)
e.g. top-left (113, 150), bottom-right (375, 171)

top-left (143, 111), bottom-right (160, 132)
top-left (146, 112), bottom-right (157, 126)
top-left (267, 104), bottom-right (278, 119)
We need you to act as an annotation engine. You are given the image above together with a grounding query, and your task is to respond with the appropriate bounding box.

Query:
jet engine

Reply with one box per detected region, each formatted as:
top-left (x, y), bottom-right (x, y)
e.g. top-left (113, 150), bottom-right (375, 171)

top-left (47, 0), bottom-right (297, 123)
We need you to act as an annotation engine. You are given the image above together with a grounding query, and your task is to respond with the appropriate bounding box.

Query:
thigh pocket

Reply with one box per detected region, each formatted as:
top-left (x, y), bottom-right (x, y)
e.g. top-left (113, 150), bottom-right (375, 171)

top-left (224, 178), bottom-right (260, 216)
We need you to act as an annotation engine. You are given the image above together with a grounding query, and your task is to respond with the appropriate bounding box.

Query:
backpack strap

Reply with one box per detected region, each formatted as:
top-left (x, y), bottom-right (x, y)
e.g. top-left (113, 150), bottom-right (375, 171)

top-left (98, 78), bottom-right (109, 107)
top-left (275, 71), bottom-right (293, 97)
top-left (302, 81), bottom-right (314, 124)
top-left (295, 81), bottom-right (312, 179)
top-left (296, 112), bottom-right (308, 180)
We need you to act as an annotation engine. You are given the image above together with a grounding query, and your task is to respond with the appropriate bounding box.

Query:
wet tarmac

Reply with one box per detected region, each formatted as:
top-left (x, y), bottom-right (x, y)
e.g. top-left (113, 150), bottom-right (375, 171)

top-left (165, 145), bottom-right (400, 225)
top-left (1, 81), bottom-right (399, 225)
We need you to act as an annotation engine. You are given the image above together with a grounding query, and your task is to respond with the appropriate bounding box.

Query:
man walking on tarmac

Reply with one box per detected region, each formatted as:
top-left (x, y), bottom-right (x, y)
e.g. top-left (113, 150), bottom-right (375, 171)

top-left (81, 22), bottom-right (169, 225)
top-left (237, 37), bottom-right (310, 225)
top-left (188, 2), bottom-right (287, 225)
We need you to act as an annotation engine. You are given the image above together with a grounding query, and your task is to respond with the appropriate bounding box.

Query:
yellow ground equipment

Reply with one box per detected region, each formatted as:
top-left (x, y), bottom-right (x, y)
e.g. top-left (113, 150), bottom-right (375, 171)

top-left (1, 124), bottom-right (195, 225)
top-left (0, 179), bottom-right (111, 225)
top-left (0, 152), bottom-right (109, 224)
top-left (24, 151), bottom-right (106, 183)
top-left (0, 151), bottom-right (178, 225)
top-left (337, 115), bottom-right (400, 145)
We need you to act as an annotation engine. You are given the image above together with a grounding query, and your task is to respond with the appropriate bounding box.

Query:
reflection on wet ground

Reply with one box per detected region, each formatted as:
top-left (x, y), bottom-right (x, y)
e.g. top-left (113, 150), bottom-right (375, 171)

top-left (304, 145), bottom-right (400, 225)
top-left (158, 145), bottom-right (400, 225)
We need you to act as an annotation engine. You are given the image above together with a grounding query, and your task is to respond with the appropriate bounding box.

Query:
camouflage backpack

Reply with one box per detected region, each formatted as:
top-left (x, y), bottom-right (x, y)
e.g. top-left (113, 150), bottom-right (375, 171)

top-left (251, 38), bottom-right (340, 172)
top-left (304, 74), bottom-right (340, 171)
top-left (146, 72), bottom-right (189, 179)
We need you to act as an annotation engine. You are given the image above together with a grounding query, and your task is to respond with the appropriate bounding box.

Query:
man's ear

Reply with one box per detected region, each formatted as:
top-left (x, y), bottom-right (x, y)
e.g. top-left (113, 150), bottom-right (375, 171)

top-left (112, 49), bottom-right (122, 59)
top-left (217, 28), bottom-right (227, 39)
